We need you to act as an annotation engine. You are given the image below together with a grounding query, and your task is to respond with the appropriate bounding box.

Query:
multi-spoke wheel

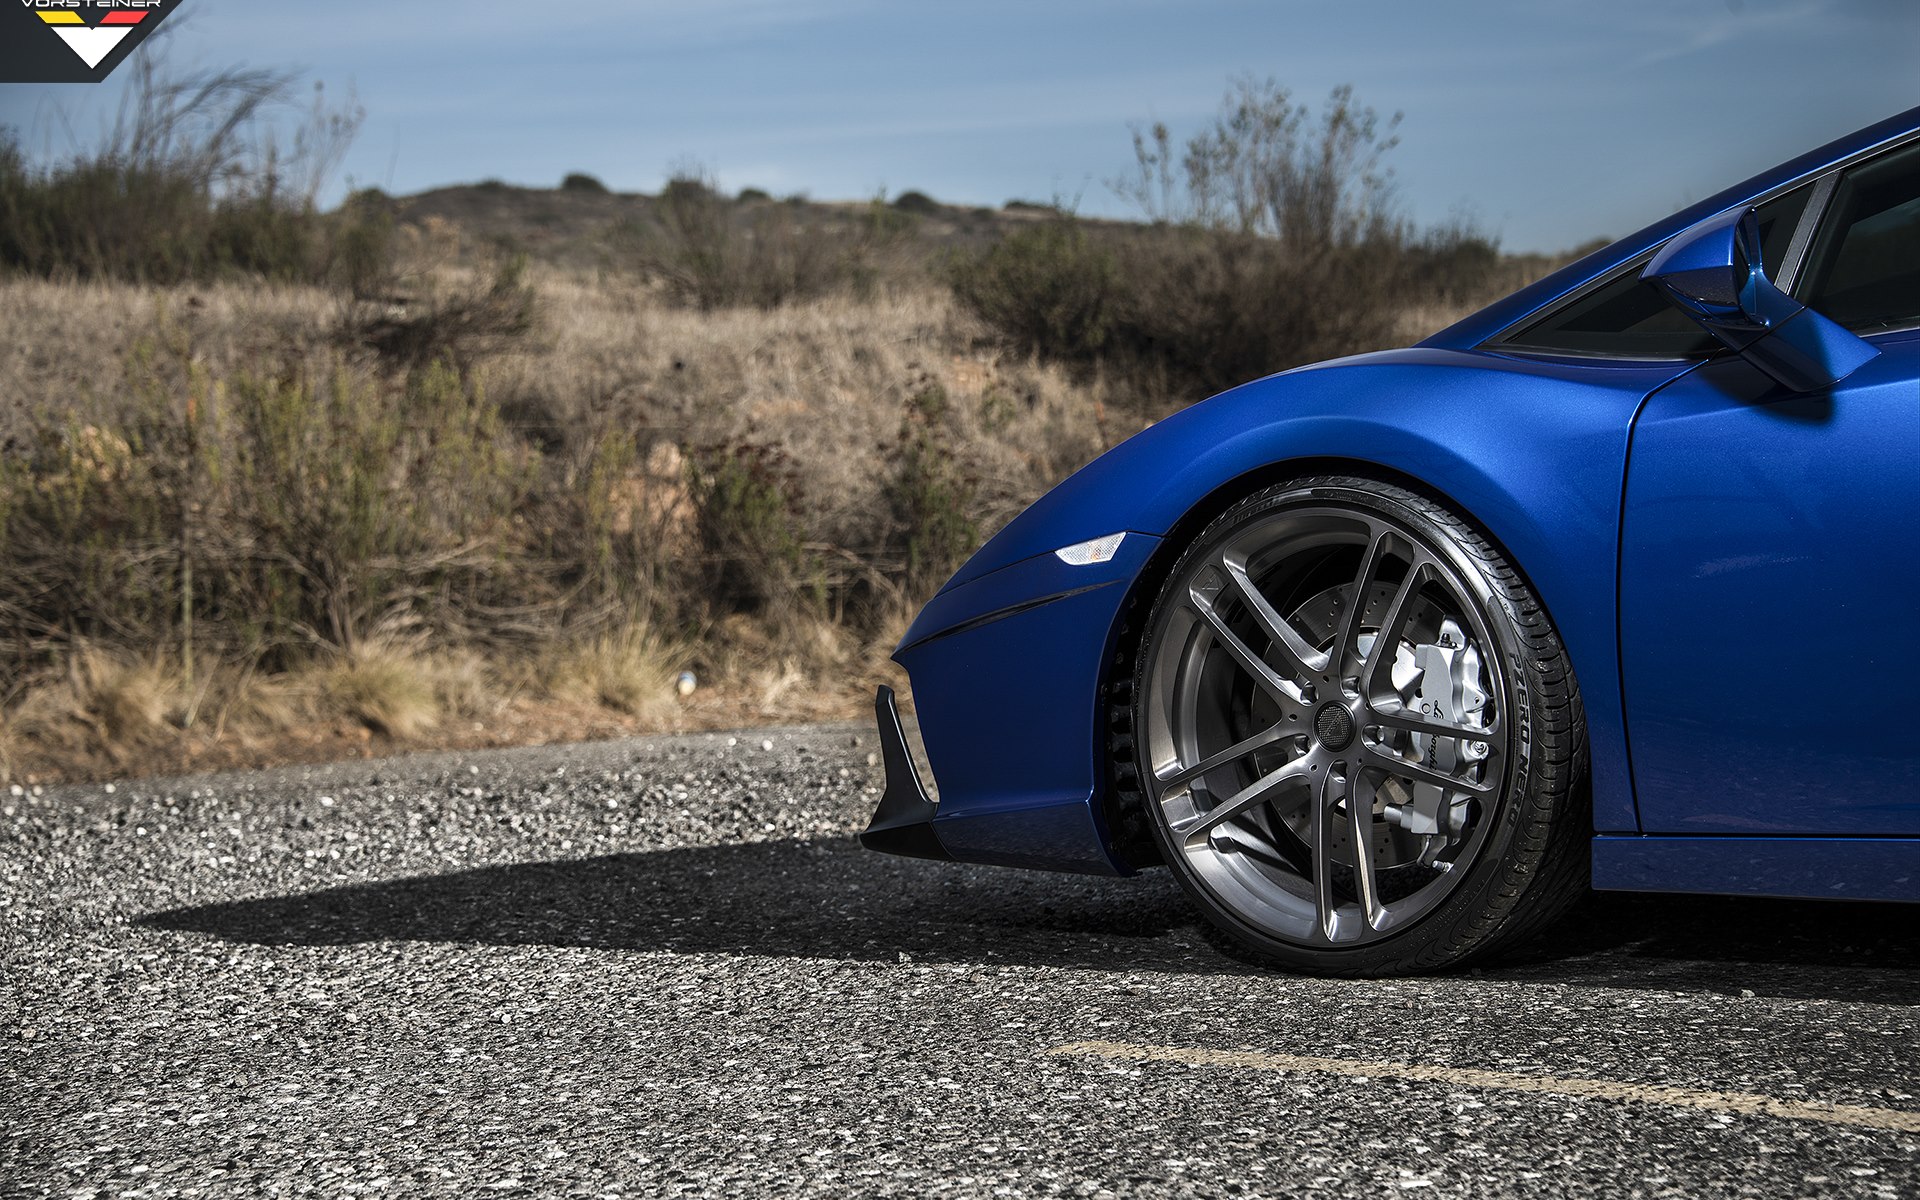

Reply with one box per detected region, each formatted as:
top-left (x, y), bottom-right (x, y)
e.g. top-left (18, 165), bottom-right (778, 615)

top-left (1132, 477), bottom-right (1588, 975)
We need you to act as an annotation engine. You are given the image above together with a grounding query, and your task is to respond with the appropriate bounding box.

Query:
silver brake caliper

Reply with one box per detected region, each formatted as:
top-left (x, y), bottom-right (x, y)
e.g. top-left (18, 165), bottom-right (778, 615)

top-left (1381, 617), bottom-right (1488, 856)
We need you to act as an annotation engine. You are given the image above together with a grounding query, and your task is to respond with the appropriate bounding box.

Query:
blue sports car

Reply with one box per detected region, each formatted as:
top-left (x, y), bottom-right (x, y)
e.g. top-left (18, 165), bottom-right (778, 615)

top-left (863, 106), bottom-right (1920, 975)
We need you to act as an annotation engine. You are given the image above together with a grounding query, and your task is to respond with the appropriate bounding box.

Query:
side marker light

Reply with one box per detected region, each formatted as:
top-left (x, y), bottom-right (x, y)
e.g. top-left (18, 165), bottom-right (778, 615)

top-left (1054, 533), bottom-right (1126, 566)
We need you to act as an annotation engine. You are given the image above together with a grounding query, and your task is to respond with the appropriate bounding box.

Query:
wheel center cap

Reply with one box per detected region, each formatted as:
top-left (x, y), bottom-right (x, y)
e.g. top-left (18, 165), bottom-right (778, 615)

top-left (1313, 702), bottom-right (1356, 752)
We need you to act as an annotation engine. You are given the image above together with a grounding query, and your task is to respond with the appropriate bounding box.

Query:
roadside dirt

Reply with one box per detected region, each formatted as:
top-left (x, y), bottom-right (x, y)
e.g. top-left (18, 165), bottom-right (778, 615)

top-left (2, 686), bottom-right (877, 788)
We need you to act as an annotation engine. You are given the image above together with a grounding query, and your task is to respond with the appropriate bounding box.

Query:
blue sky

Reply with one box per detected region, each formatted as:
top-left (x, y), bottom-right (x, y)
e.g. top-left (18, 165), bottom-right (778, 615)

top-left (3, 0), bottom-right (1915, 252)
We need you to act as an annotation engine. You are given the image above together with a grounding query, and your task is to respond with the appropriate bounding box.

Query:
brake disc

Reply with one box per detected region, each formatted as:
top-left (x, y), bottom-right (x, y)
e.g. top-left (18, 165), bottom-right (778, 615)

top-left (1232, 582), bottom-right (1493, 872)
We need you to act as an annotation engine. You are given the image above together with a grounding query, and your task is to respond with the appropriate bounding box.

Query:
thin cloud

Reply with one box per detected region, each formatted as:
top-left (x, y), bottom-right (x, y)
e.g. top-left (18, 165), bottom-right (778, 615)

top-left (1628, 0), bottom-right (1837, 67)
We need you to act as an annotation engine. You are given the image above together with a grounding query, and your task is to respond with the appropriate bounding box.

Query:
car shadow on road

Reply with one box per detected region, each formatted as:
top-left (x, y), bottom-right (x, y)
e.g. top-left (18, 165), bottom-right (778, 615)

top-left (139, 836), bottom-right (1918, 1004)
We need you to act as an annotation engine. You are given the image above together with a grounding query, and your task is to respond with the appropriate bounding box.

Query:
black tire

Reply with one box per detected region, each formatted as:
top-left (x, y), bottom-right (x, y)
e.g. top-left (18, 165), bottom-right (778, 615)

top-left (1130, 476), bottom-right (1588, 976)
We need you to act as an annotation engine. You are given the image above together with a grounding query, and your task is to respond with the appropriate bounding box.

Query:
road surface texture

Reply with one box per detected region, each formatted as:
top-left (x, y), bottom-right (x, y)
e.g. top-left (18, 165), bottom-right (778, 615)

top-left (3, 724), bottom-right (1915, 1198)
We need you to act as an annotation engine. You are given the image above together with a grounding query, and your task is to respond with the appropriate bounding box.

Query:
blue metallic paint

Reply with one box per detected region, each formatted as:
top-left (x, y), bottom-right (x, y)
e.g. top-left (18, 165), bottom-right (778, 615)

top-left (1620, 329), bottom-right (1920, 837)
top-left (1593, 837), bottom-right (1920, 902)
top-left (906, 348), bottom-right (1693, 867)
top-left (1641, 205), bottom-right (1879, 391)
top-left (896, 531), bottom-right (1160, 874)
top-left (879, 105), bottom-right (1920, 903)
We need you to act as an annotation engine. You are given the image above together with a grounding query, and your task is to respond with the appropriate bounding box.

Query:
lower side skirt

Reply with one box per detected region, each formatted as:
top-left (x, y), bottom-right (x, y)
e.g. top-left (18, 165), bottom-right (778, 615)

top-left (1593, 835), bottom-right (1920, 902)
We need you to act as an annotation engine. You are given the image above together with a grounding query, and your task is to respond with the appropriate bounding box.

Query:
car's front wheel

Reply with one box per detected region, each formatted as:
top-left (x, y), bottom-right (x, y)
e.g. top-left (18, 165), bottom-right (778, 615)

top-left (1131, 476), bottom-right (1588, 975)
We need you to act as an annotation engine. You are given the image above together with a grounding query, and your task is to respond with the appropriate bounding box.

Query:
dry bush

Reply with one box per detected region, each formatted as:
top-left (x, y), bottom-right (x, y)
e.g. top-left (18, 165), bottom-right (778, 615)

top-left (317, 642), bottom-right (440, 738)
top-left (618, 169), bottom-right (899, 310)
top-left (545, 625), bottom-right (683, 721)
top-left (948, 219), bottom-right (1118, 363)
top-left (953, 80), bottom-right (1511, 405)
top-left (333, 214), bottom-right (536, 376)
top-left (880, 383), bottom-right (980, 598)
top-left (0, 264), bottom-right (1115, 776)
top-left (1111, 228), bottom-right (1429, 394)
top-left (1118, 80), bottom-right (1401, 248)
top-left (337, 253), bottom-right (537, 375)
top-left (953, 218), bottom-right (1433, 401)
top-left (686, 439), bottom-right (821, 620)
top-left (0, 52), bottom-right (370, 284)
top-left (0, 324), bottom-right (542, 669)
top-left (477, 271), bottom-right (1111, 600)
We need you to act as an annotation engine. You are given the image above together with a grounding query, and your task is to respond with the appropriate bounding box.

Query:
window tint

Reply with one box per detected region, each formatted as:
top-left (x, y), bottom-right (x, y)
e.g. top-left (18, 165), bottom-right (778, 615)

top-left (1502, 185), bottom-right (1812, 357)
top-left (1802, 141), bottom-right (1920, 333)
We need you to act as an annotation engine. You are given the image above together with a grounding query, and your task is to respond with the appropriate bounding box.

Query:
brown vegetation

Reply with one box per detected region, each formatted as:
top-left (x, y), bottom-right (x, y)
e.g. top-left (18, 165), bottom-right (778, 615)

top-left (950, 81), bottom-right (1531, 402)
top-left (0, 268), bottom-right (1123, 783)
top-left (0, 73), bottom-right (1560, 785)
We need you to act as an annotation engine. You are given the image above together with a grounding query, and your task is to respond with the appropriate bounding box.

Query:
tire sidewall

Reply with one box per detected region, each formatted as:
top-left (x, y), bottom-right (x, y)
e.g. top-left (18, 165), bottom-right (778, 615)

top-left (1134, 477), bottom-right (1557, 975)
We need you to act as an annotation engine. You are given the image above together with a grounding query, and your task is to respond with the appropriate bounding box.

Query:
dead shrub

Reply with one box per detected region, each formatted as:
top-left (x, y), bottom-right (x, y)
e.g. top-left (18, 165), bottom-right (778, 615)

top-left (337, 253), bottom-right (538, 376)
top-left (952, 79), bottom-right (1507, 405)
top-left (684, 440), bottom-right (822, 620)
top-left (318, 642), bottom-right (439, 738)
top-left (622, 168), bottom-right (880, 310)
top-left (546, 625), bottom-right (682, 721)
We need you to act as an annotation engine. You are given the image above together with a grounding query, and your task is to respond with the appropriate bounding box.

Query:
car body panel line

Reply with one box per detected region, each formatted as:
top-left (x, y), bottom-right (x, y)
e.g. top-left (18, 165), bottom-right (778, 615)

top-left (897, 580), bottom-right (1122, 654)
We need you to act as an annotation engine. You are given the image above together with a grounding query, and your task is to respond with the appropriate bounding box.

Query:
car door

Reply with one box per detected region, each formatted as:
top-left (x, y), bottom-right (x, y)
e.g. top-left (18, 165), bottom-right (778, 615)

top-left (1621, 137), bottom-right (1920, 835)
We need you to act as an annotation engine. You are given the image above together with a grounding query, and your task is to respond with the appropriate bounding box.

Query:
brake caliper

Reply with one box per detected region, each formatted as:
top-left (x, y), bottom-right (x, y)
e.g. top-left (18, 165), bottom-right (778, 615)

top-left (1382, 617), bottom-right (1488, 855)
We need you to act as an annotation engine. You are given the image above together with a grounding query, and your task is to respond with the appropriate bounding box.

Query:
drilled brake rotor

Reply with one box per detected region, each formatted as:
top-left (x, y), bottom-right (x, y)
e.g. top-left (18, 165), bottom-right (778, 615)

top-left (1233, 580), bottom-right (1492, 874)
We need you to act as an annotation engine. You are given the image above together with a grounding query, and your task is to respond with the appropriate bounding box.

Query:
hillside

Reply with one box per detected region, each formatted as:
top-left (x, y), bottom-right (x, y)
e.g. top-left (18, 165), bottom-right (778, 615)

top-left (385, 179), bottom-right (1072, 270)
top-left (0, 167), bottom-right (1560, 787)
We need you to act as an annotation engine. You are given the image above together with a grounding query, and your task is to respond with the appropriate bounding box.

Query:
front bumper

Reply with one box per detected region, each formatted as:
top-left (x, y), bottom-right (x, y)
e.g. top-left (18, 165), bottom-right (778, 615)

top-left (858, 533), bottom-right (1161, 876)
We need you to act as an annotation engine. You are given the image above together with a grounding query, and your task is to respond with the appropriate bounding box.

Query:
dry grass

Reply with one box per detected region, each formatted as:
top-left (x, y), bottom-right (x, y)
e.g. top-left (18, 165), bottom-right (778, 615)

top-left (0, 278), bottom-right (336, 442)
top-left (316, 643), bottom-right (442, 739)
top-left (481, 269), bottom-right (1117, 545)
top-left (0, 620), bottom-right (900, 786)
top-left (545, 625), bottom-right (683, 721)
top-left (10, 647), bottom-right (178, 748)
top-left (0, 266), bottom-right (1100, 783)
top-left (1, 270), bottom-right (1114, 525)
top-left (0, 234), bottom-right (1512, 786)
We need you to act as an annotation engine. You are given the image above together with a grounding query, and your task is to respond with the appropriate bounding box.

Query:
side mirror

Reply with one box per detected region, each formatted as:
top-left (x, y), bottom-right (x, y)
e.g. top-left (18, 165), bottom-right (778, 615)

top-left (1643, 206), bottom-right (1878, 392)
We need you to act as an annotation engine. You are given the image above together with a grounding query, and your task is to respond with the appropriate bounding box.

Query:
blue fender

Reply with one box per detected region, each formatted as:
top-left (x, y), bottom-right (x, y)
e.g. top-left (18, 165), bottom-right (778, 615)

top-left (906, 347), bottom-right (1696, 871)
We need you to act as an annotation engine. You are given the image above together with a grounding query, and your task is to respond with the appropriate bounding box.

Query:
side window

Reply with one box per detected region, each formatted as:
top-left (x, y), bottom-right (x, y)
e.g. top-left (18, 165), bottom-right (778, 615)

top-left (1800, 141), bottom-right (1920, 334)
top-left (1501, 185), bottom-right (1812, 357)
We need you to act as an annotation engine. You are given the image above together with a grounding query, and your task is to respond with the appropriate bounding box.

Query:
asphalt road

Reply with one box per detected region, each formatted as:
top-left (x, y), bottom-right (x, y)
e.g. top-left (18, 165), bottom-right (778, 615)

top-left (3, 724), bottom-right (1916, 1198)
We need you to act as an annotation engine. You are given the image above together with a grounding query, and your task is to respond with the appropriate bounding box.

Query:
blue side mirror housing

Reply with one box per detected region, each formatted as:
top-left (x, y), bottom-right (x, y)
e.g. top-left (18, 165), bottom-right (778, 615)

top-left (1642, 206), bottom-right (1878, 392)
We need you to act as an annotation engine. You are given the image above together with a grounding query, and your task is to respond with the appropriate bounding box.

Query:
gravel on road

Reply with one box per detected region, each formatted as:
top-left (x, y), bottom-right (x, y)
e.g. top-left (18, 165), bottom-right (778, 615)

top-left (2, 724), bottom-right (1915, 1198)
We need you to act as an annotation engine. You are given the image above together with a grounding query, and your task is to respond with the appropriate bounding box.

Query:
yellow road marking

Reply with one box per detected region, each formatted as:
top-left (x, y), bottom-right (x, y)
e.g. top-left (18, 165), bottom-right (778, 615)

top-left (1048, 1039), bottom-right (1920, 1133)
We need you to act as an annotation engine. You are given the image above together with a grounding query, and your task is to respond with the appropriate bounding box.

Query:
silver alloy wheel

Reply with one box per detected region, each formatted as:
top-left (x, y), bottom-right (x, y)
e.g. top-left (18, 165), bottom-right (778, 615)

top-left (1141, 502), bottom-right (1511, 948)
